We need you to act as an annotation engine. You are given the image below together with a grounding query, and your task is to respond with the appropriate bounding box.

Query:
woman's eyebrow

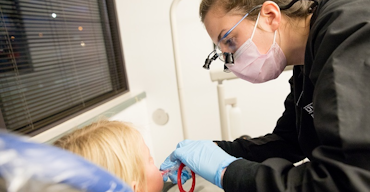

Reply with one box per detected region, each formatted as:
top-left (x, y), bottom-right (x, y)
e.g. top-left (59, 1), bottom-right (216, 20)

top-left (218, 29), bottom-right (227, 42)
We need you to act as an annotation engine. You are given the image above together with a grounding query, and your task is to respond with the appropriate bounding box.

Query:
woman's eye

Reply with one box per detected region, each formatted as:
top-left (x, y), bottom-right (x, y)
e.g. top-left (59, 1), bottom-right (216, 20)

top-left (225, 38), bottom-right (232, 45)
top-left (222, 37), bottom-right (237, 52)
top-left (225, 38), bottom-right (236, 47)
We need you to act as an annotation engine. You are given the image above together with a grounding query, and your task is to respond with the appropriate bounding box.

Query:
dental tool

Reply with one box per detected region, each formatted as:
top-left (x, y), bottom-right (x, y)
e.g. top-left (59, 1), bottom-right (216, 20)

top-left (177, 163), bottom-right (195, 192)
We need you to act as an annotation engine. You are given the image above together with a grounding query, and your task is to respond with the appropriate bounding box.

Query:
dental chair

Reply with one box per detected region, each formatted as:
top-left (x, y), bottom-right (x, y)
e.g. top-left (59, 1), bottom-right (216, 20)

top-left (0, 132), bottom-right (132, 192)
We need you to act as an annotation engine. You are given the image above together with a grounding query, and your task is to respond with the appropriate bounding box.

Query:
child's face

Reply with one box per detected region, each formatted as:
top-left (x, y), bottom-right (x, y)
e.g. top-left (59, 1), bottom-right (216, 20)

top-left (143, 143), bottom-right (163, 192)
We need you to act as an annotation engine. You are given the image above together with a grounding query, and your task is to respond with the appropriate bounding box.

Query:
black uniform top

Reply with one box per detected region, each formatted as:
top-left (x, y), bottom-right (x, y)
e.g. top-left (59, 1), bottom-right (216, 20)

top-left (216, 0), bottom-right (370, 191)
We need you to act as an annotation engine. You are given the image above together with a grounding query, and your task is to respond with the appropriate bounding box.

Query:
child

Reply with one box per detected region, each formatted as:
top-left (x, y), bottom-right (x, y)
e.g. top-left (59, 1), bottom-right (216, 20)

top-left (54, 120), bottom-right (163, 192)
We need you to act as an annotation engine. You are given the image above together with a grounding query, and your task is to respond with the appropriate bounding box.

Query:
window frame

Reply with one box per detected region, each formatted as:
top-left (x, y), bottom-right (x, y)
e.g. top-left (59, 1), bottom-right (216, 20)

top-left (0, 0), bottom-right (129, 136)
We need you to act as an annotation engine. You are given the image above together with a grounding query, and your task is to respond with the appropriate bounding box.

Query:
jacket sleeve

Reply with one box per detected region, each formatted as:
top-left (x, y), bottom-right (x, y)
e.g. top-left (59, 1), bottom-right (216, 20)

top-left (215, 76), bottom-right (305, 163)
top-left (223, 1), bottom-right (370, 191)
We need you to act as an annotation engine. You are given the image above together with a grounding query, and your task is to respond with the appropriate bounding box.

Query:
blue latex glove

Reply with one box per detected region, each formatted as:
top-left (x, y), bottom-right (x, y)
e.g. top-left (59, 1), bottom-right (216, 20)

top-left (160, 159), bottom-right (192, 185)
top-left (160, 140), bottom-right (238, 188)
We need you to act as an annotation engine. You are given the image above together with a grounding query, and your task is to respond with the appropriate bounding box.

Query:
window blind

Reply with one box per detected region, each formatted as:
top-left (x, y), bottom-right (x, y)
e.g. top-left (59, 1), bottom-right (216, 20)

top-left (0, 0), bottom-right (128, 135)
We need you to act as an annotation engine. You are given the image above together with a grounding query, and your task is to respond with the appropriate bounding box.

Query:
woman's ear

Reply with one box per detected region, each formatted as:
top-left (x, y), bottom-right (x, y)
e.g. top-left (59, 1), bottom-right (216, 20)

top-left (259, 1), bottom-right (281, 32)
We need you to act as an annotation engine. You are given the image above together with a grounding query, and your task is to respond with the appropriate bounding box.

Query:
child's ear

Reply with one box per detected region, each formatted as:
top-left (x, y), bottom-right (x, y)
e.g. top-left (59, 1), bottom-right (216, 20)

top-left (131, 181), bottom-right (138, 192)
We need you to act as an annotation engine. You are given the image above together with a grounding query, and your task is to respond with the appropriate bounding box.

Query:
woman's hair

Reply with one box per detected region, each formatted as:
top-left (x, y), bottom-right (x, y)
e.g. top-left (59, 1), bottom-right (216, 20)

top-left (199, 0), bottom-right (315, 22)
top-left (54, 120), bottom-right (147, 192)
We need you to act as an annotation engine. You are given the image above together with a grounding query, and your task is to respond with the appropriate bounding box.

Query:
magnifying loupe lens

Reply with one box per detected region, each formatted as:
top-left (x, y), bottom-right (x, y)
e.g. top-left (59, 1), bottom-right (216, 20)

top-left (223, 52), bottom-right (234, 65)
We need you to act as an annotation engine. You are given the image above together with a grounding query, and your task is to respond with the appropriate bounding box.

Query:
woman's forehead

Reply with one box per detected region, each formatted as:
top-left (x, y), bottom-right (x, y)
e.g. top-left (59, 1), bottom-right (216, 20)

top-left (204, 7), bottom-right (251, 43)
top-left (204, 9), bottom-right (231, 42)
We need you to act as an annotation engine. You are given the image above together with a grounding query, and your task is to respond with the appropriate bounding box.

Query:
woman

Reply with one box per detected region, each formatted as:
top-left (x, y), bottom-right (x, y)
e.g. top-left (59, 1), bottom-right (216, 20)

top-left (161, 0), bottom-right (370, 191)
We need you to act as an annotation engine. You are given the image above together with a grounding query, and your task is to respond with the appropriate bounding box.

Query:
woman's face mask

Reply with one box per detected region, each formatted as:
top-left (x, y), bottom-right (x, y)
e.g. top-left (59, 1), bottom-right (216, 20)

top-left (204, 4), bottom-right (287, 83)
top-left (226, 12), bottom-right (287, 83)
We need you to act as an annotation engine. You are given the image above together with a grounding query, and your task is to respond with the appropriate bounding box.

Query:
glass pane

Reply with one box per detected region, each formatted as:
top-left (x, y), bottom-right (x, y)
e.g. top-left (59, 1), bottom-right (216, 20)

top-left (0, 0), bottom-right (127, 134)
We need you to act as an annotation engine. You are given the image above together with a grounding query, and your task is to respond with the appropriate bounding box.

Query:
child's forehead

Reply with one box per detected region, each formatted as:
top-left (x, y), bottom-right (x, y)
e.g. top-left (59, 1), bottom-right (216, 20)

top-left (141, 140), bottom-right (151, 154)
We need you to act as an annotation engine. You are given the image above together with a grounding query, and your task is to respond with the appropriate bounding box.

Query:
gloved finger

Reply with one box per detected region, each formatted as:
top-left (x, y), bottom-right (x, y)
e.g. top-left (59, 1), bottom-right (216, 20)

top-left (168, 169), bottom-right (192, 185)
top-left (160, 156), bottom-right (172, 170)
top-left (170, 140), bottom-right (198, 163)
top-left (176, 139), bottom-right (192, 148)
top-left (169, 151), bottom-right (179, 163)
top-left (180, 169), bottom-right (192, 184)
top-left (168, 170), bottom-right (179, 184)
top-left (162, 174), bottom-right (169, 182)
top-left (170, 146), bottom-right (193, 163)
top-left (160, 155), bottom-right (179, 171)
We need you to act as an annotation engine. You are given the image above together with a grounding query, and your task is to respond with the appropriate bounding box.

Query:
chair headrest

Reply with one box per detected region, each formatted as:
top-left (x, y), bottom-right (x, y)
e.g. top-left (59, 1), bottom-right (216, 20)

top-left (0, 132), bottom-right (133, 192)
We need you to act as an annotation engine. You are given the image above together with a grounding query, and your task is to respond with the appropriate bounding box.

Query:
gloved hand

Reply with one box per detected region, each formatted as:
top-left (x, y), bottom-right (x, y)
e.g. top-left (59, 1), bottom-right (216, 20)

top-left (161, 160), bottom-right (192, 185)
top-left (160, 140), bottom-right (238, 188)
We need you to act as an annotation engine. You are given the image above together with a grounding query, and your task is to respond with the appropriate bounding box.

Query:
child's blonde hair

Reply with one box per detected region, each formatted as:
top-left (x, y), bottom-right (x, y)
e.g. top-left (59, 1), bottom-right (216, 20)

top-left (54, 120), bottom-right (147, 192)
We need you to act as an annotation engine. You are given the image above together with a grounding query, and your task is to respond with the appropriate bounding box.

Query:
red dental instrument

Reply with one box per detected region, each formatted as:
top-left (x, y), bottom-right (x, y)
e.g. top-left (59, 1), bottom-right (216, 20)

top-left (177, 163), bottom-right (196, 192)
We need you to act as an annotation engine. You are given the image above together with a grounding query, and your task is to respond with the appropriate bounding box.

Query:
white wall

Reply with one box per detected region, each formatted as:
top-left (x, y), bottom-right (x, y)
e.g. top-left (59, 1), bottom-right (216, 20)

top-left (114, 0), bottom-right (291, 167)
top-left (114, 0), bottom-right (184, 167)
top-left (109, 99), bottom-right (157, 162)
